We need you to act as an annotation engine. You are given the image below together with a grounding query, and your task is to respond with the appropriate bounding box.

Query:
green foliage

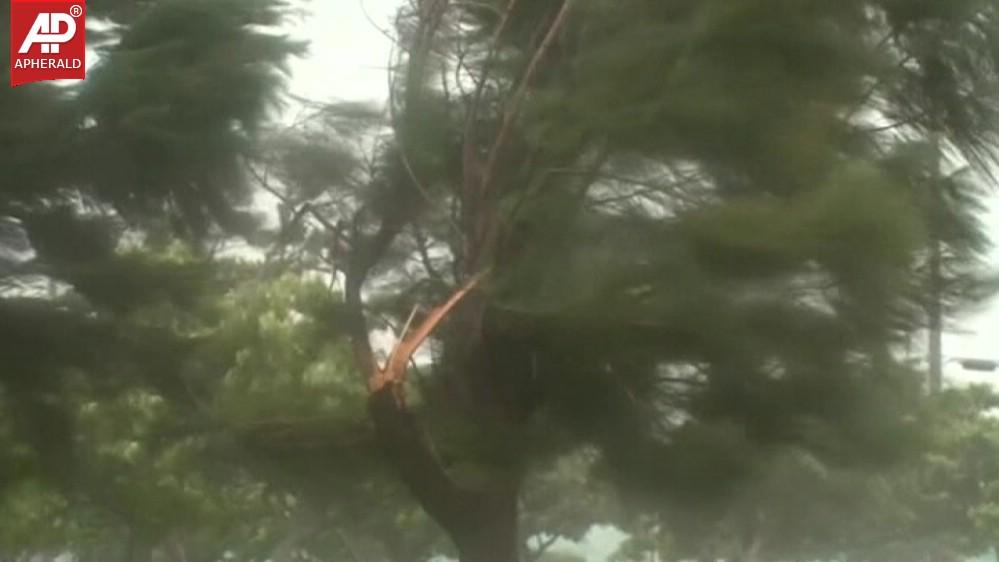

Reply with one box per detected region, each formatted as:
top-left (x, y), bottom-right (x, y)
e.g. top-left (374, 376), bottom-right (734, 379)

top-left (626, 386), bottom-right (999, 562)
top-left (2, 0), bottom-right (999, 560)
top-left (77, 0), bottom-right (303, 237)
top-left (208, 276), bottom-right (360, 423)
top-left (522, 448), bottom-right (616, 547)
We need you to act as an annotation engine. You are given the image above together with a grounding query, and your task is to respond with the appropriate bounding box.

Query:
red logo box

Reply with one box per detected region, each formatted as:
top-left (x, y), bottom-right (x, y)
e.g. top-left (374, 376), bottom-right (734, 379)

top-left (10, 0), bottom-right (86, 87)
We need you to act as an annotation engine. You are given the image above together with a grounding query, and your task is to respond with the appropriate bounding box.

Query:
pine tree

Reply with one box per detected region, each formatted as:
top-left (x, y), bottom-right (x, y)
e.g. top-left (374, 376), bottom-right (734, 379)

top-left (254, 1), bottom-right (999, 560)
top-left (0, 0), bottom-right (301, 534)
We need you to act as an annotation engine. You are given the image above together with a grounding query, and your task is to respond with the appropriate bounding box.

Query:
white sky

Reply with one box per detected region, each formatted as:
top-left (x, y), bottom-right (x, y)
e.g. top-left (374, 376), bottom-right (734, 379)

top-left (287, 0), bottom-right (399, 105)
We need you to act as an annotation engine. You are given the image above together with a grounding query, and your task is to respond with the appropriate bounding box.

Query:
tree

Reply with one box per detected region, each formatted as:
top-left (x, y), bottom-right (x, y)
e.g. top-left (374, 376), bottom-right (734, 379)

top-left (3, 1), bottom-right (999, 561)
top-left (253, 1), bottom-right (999, 561)
top-left (520, 448), bottom-right (616, 562)
top-left (608, 386), bottom-right (999, 562)
top-left (855, 386), bottom-right (999, 562)
top-left (0, 0), bottom-right (302, 558)
top-left (0, 258), bottom-right (452, 562)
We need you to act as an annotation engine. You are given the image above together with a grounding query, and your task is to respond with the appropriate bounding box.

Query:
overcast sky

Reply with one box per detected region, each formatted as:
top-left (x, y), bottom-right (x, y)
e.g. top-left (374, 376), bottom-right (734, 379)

top-left (294, 0), bottom-right (999, 381)
top-left (287, 0), bottom-right (399, 105)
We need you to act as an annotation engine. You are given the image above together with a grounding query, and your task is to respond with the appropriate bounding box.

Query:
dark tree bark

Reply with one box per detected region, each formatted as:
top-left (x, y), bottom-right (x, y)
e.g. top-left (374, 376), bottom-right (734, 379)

top-left (452, 490), bottom-right (521, 562)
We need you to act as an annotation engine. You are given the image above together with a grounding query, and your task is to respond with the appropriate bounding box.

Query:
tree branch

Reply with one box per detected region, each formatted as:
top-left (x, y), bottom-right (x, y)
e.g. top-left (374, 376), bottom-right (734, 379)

top-left (372, 269), bottom-right (487, 390)
top-left (479, 0), bottom-right (573, 199)
top-left (413, 223), bottom-right (448, 285)
top-left (461, 0), bottom-right (574, 272)
top-left (463, 0), bottom-right (521, 156)
top-left (525, 534), bottom-right (561, 562)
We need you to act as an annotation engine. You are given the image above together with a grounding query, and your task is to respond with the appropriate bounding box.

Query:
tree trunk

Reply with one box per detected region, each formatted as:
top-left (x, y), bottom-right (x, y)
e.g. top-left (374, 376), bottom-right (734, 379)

top-left (927, 133), bottom-right (944, 395)
top-left (368, 385), bottom-right (522, 562)
top-left (452, 491), bottom-right (520, 562)
top-left (928, 232), bottom-right (943, 394)
top-left (125, 529), bottom-right (151, 562)
top-left (350, 263), bottom-right (525, 562)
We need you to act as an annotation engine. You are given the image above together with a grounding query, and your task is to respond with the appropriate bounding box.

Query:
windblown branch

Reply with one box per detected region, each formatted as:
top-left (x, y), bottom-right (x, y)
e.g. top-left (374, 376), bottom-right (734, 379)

top-left (479, 0), bottom-right (574, 199)
top-left (463, 0), bottom-right (522, 161)
top-left (461, 0), bottom-right (574, 272)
